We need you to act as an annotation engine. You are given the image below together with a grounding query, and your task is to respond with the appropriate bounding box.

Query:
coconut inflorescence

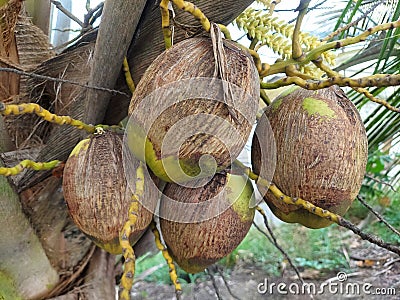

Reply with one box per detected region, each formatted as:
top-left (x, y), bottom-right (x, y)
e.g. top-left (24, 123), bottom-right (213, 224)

top-left (252, 86), bottom-right (368, 229)
top-left (62, 131), bottom-right (158, 254)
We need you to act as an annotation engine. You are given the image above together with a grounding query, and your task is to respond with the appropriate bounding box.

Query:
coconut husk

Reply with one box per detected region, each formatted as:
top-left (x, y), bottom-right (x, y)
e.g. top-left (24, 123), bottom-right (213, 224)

top-left (62, 131), bottom-right (159, 254)
top-left (252, 86), bottom-right (368, 228)
top-left (1, 10), bottom-right (56, 149)
top-left (128, 37), bottom-right (259, 181)
top-left (0, 0), bottom-right (21, 100)
top-left (160, 173), bottom-right (254, 273)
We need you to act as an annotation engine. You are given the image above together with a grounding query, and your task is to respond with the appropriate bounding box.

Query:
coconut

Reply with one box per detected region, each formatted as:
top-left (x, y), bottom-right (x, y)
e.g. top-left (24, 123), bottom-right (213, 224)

top-left (159, 173), bottom-right (255, 273)
top-left (126, 37), bottom-right (259, 183)
top-left (251, 86), bottom-right (368, 229)
top-left (62, 131), bottom-right (159, 254)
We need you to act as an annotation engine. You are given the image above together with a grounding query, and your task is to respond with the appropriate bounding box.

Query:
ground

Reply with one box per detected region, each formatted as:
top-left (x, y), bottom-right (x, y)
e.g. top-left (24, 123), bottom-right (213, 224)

top-left (130, 236), bottom-right (400, 300)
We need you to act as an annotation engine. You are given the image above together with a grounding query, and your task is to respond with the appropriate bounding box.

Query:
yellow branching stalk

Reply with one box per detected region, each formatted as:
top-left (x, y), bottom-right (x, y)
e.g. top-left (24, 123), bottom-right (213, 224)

top-left (151, 222), bottom-right (182, 295)
top-left (0, 159), bottom-right (61, 176)
top-left (119, 163), bottom-right (145, 300)
top-left (0, 102), bottom-right (96, 132)
top-left (0, 102), bottom-right (123, 133)
top-left (235, 8), bottom-right (335, 64)
top-left (160, 0), bottom-right (211, 49)
top-left (313, 58), bottom-right (400, 113)
top-left (236, 161), bottom-right (340, 223)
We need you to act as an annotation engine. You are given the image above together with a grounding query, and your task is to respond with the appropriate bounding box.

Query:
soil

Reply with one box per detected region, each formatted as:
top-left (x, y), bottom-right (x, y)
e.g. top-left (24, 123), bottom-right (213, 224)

top-left (130, 236), bottom-right (400, 300)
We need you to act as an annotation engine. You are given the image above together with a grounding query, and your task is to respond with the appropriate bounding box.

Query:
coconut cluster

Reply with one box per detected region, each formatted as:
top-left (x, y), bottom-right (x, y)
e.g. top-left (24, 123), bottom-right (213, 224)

top-left (62, 37), bottom-right (367, 274)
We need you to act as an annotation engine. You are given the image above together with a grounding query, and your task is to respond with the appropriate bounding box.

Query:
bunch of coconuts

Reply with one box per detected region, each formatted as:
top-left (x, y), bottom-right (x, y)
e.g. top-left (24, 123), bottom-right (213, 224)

top-left (62, 36), bottom-right (368, 274)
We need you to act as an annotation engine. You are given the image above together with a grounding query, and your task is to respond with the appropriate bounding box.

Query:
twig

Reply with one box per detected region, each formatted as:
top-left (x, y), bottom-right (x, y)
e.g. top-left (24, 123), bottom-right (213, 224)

top-left (0, 67), bottom-right (129, 97)
top-left (215, 266), bottom-right (241, 300)
top-left (51, 0), bottom-right (84, 27)
top-left (357, 196), bottom-right (400, 237)
top-left (254, 208), bottom-right (304, 285)
top-left (323, 0), bottom-right (385, 41)
top-left (83, 2), bottom-right (104, 28)
top-left (365, 174), bottom-right (398, 192)
top-left (206, 267), bottom-right (222, 300)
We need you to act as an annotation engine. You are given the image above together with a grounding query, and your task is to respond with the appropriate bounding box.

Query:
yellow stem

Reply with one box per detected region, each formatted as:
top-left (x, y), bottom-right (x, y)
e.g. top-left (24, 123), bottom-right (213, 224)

top-left (119, 163), bottom-right (145, 299)
top-left (234, 160), bottom-right (340, 223)
top-left (0, 160), bottom-right (61, 176)
top-left (0, 102), bottom-right (95, 133)
top-left (217, 24), bottom-right (231, 40)
top-left (0, 102), bottom-right (123, 133)
top-left (292, 0), bottom-right (311, 60)
top-left (160, 0), bottom-right (212, 49)
top-left (160, 0), bottom-right (172, 49)
top-left (123, 57), bottom-right (135, 94)
top-left (313, 58), bottom-right (400, 113)
top-left (151, 222), bottom-right (182, 293)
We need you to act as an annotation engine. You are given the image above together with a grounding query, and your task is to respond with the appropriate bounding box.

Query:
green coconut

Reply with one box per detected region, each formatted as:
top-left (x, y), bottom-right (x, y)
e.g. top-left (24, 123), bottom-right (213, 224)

top-left (159, 173), bottom-right (255, 273)
top-left (252, 86), bottom-right (368, 228)
top-left (127, 37), bottom-right (259, 182)
top-left (63, 131), bottom-right (159, 254)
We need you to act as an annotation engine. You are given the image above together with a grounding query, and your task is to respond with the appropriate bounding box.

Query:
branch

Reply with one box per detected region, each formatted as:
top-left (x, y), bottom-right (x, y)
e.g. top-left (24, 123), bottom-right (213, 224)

top-left (206, 267), bottom-right (222, 300)
top-left (365, 174), bottom-right (398, 192)
top-left (261, 74), bottom-right (400, 113)
top-left (312, 58), bottom-right (400, 113)
top-left (292, 0), bottom-right (311, 60)
top-left (50, 0), bottom-right (84, 27)
top-left (151, 221), bottom-right (182, 299)
top-left (254, 207), bottom-right (304, 284)
top-left (215, 266), bottom-right (241, 300)
top-left (357, 196), bottom-right (400, 237)
top-left (265, 18), bottom-right (400, 76)
top-left (0, 159), bottom-right (61, 176)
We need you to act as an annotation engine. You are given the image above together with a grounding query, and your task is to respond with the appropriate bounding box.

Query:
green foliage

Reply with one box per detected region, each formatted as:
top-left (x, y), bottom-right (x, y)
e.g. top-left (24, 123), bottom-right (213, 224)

top-left (369, 193), bottom-right (400, 244)
top-left (277, 225), bottom-right (349, 271)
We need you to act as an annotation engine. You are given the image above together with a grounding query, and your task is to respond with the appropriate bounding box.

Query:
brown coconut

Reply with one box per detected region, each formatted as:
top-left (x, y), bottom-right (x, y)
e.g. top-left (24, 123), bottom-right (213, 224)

top-left (62, 131), bottom-right (159, 254)
top-left (159, 173), bottom-right (255, 273)
top-left (127, 37), bottom-right (259, 182)
top-left (251, 86), bottom-right (368, 228)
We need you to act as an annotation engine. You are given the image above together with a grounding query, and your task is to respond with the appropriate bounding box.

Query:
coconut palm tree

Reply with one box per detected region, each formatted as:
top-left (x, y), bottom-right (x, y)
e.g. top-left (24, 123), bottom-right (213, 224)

top-left (0, 0), bottom-right (398, 299)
